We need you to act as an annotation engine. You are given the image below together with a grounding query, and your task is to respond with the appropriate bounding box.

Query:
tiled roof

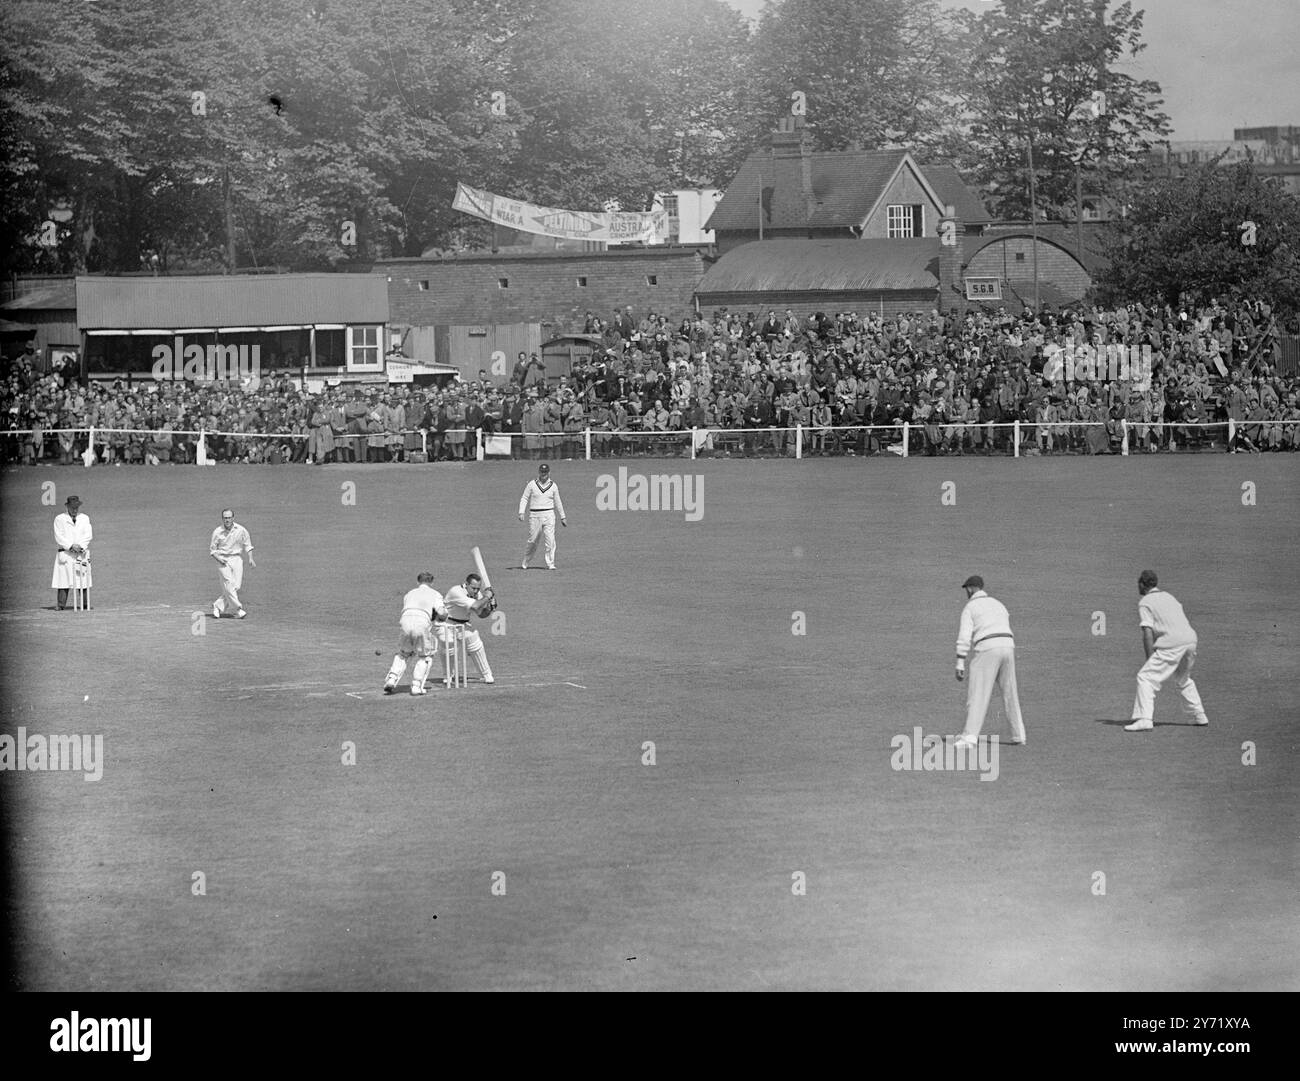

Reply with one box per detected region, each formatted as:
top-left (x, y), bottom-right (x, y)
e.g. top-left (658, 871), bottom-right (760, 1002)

top-left (706, 149), bottom-right (989, 232)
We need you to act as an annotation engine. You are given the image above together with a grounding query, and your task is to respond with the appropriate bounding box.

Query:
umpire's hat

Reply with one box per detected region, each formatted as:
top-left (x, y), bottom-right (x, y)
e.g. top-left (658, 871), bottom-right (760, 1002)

top-left (65, 495), bottom-right (82, 507)
top-left (961, 574), bottom-right (984, 590)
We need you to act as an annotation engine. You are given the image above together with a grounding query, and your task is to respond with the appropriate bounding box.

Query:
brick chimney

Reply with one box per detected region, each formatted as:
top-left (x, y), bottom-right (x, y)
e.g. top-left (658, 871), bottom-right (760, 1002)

top-left (937, 204), bottom-right (966, 315)
top-left (769, 116), bottom-right (814, 228)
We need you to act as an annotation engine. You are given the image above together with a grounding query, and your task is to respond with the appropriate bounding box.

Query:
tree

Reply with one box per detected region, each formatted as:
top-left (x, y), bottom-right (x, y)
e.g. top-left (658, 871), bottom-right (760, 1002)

top-left (952, 0), bottom-right (1171, 220)
top-left (1093, 159), bottom-right (1300, 313)
top-left (745, 0), bottom-right (959, 156)
top-left (487, 0), bottom-right (754, 215)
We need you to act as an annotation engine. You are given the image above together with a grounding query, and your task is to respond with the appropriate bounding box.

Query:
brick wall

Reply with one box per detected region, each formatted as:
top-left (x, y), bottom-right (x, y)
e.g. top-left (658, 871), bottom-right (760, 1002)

top-left (378, 249), bottom-right (705, 335)
top-left (965, 237), bottom-right (1091, 302)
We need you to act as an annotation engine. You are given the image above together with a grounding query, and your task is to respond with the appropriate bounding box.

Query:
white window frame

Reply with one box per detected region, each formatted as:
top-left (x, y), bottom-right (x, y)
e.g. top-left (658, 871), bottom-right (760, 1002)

top-left (346, 324), bottom-right (383, 371)
top-left (887, 204), bottom-right (916, 238)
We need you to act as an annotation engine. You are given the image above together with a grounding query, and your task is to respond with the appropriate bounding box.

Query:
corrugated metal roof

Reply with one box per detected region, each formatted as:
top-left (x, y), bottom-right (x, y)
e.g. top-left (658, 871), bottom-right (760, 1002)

top-left (76, 274), bottom-right (388, 330)
top-left (706, 150), bottom-right (990, 232)
top-left (696, 239), bottom-right (941, 295)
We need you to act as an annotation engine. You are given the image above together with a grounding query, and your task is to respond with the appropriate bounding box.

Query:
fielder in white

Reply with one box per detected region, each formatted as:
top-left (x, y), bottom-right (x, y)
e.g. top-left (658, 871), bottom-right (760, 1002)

top-left (518, 463), bottom-right (566, 570)
top-left (953, 574), bottom-right (1027, 747)
top-left (210, 508), bottom-right (255, 619)
top-left (51, 495), bottom-right (92, 610)
top-left (439, 572), bottom-right (497, 684)
top-left (1125, 569), bottom-right (1209, 731)
top-left (383, 571), bottom-right (447, 696)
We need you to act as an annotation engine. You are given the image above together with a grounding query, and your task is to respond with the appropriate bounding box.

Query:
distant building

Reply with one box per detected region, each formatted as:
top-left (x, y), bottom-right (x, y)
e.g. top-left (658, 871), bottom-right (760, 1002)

top-left (75, 274), bottom-right (388, 381)
top-left (704, 116), bottom-right (990, 256)
top-left (376, 247), bottom-right (706, 375)
top-left (647, 189), bottom-right (722, 245)
top-left (1146, 125), bottom-right (1300, 198)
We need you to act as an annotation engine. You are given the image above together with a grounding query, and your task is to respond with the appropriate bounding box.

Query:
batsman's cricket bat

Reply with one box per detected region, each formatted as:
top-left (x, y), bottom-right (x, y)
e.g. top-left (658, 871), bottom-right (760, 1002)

top-left (471, 546), bottom-right (492, 589)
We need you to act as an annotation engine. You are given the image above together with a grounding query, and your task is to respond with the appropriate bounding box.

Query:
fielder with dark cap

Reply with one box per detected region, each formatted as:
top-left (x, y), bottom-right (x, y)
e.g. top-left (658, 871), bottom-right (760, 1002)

top-left (1125, 569), bottom-right (1209, 732)
top-left (517, 462), bottom-right (566, 570)
top-left (952, 574), bottom-right (1026, 748)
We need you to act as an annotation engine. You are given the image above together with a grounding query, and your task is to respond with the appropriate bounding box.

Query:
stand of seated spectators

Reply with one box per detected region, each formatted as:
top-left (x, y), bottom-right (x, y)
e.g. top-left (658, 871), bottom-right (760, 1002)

top-left (4, 296), bottom-right (1298, 464)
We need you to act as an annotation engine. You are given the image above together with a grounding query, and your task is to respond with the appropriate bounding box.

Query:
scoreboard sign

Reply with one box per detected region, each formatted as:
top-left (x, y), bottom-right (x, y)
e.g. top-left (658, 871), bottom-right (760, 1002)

top-left (964, 277), bottom-right (1002, 301)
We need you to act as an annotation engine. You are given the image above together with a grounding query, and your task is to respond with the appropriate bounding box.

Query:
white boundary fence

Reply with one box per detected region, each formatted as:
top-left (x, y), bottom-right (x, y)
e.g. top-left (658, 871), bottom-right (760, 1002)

top-left (4, 420), bottom-right (1299, 463)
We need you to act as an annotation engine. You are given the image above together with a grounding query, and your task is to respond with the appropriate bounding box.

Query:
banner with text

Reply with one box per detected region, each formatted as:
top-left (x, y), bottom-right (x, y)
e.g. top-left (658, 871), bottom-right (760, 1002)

top-left (453, 182), bottom-right (667, 243)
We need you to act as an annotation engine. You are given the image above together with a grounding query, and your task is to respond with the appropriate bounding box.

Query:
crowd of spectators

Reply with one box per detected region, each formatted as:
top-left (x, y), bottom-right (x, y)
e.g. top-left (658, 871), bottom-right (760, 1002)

top-left (3, 296), bottom-right (1299, 465)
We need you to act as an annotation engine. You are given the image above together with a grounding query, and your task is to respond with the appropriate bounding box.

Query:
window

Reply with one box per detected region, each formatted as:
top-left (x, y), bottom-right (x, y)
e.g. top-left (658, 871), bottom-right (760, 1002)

top-left (1015, 252), bottom-right (1026, 263)
top-left (346, 325), bottom-right (381, 370)
top-left (886, 204), bottom-right (923, 238)
top-left (646, 275), bottom-right (658, 286)
top-left (577, 276), bottom-right (588, 287)
top-left (660, 195), bottom-right (681, 242)
top-left (418, 280), bottom-right (429, 291)
top-left (498, 277), bottom-right (509, 288)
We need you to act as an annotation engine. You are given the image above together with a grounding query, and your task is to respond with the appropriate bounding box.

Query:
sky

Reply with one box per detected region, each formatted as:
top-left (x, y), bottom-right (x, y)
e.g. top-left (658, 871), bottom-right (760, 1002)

top-left (724, 0), bottom-right (1300, 142)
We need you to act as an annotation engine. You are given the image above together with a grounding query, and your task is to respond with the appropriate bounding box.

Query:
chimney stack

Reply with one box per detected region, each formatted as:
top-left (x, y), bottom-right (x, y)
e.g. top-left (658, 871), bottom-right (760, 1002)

top-left (769, 115), bottom-right (814, 228)
top-left (938, 204), bottom-right (966, 316)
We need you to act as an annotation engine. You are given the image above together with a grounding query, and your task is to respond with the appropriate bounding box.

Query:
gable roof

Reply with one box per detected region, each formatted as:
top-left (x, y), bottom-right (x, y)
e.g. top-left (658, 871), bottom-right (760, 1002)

top-left (706, 148), bottom-right (990, 233)
top-left (696, 239), bottom-right (940, 295)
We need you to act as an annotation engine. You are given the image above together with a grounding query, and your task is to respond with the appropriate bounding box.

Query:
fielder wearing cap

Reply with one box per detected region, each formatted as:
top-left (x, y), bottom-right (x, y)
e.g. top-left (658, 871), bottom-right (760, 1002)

top-left (952, 575), bottom-right (1026, 748)
top-left (517, 463), bottom-right (567, 570)
top-left (51, 495), bottom-right (92, 610)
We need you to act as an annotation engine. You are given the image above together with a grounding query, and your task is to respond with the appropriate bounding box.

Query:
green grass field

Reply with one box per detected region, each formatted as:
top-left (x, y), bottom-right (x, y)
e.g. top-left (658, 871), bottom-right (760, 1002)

top-left (2, 455), bottom-right (1297, 990)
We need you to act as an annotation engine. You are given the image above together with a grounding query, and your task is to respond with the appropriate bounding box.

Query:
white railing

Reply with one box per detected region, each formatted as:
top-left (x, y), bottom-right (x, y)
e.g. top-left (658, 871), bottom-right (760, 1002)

top-left (4, 420), bottom-right (1298, 463)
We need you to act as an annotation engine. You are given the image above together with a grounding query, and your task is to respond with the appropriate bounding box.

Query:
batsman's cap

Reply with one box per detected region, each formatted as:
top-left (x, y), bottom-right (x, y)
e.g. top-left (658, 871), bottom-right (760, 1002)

top-left (538, 463), bottom-right (550, 474)
top-left (65, 495), bottom-right (81, 506)
top-left (961, 575), bottom-right (984, 590)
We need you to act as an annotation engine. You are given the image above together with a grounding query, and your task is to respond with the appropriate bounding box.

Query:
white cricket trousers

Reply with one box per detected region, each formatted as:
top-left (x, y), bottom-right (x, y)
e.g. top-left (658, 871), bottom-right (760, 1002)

top-left (524, 510), bottom-right (556, 568)
top-left (962, 644), bottom-right (1026, 741)
top-left (216, 556), bottom-right (244, 613)
top-left (1132, 644), bottom-right (1205, 722)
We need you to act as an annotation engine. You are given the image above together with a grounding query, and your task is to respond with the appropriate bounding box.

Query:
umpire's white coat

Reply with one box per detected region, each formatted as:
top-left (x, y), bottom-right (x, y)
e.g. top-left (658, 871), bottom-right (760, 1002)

top-left (51, 512), bottom-right (93, 588)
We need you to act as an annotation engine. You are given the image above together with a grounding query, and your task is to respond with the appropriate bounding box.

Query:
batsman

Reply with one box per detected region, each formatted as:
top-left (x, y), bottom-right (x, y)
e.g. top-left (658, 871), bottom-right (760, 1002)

top-left (436, 548), bottom-right (499, 685)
